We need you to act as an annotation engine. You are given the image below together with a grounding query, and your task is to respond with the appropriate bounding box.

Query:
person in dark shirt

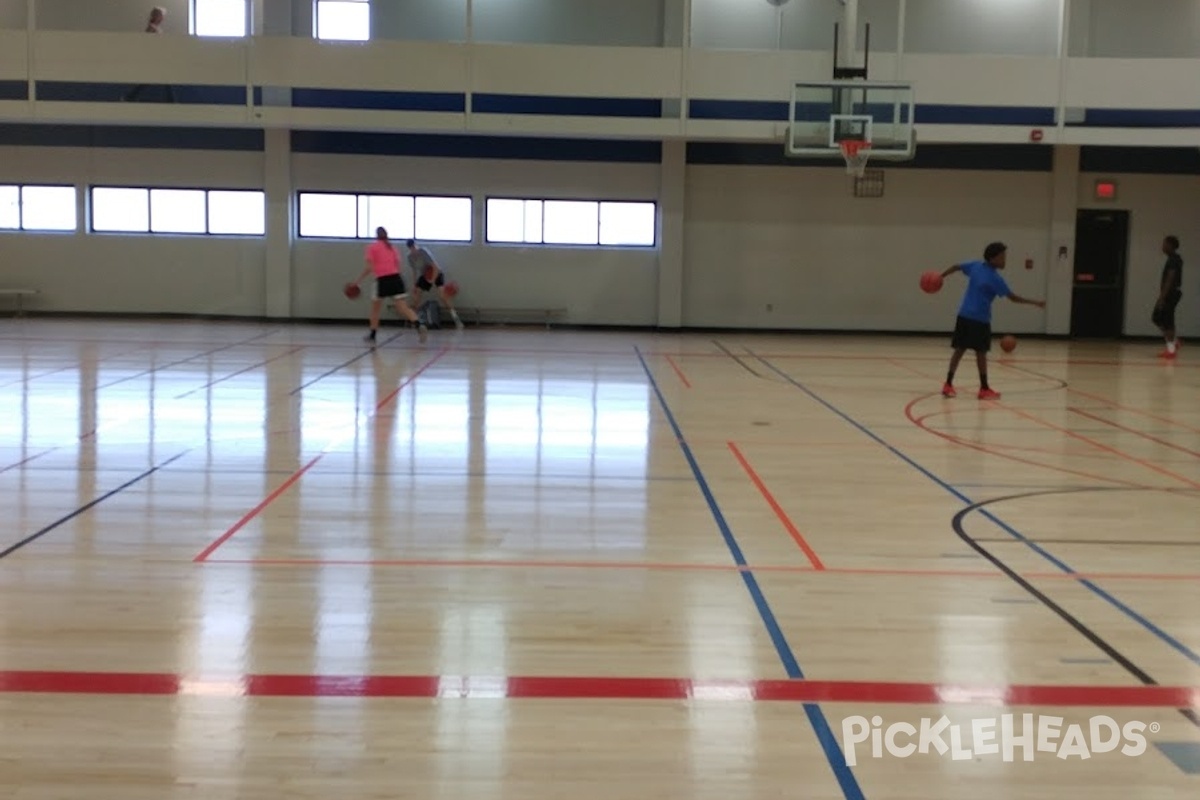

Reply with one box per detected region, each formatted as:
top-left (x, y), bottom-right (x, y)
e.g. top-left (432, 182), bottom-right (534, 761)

top-left (1152, 236), bottom-right (1183, 359)
top-left (123, 8), bottom-right (175, 103)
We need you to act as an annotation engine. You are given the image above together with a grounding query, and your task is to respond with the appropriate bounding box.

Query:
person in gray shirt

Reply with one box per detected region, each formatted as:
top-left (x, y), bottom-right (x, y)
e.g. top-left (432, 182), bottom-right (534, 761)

top-left (406, 239), bottom-right (464, 330)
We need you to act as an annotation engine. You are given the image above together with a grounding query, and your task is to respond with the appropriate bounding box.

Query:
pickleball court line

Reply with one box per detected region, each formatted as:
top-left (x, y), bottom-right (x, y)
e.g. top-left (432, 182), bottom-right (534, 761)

top-left (726, 441), bottom-right (825, 570)
top-left (94, 328), bottom-right (280, 390)
top-left (752, 351), bottom-right (1200, 678)
top-left (192, 346), bottom-right (449, 562)
top-left (634, 345), bottom-right (866, 800)
top-left (196, 556), bottom-right (1200, 582)
top-left (0, 451), bottom-right (189, 559)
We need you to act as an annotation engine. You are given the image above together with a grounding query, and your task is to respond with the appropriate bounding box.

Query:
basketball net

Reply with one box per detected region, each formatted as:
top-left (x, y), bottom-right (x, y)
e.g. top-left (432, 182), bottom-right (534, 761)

top-left (840, 139), bottom-right (871, 178)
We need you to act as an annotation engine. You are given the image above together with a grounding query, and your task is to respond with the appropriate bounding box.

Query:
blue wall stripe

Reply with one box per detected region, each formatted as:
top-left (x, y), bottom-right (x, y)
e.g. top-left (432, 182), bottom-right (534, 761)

top-left (915, 104), bottom-right (1055, 126)
top-left (1074, 109), bottom-right (1200, 128)
top-left (689, 99), bottom-right (790, 121)
top-left (35, 81), bottom-right (247, 105)
top-left (689, 99), bottom-right (1055, 126)
top-left (473, 93), bottom-right (663, 118)
top-left (290, 129), bottom-right (662, 162)
top-left (291, 88), bottom-right (465, 113)
top-left (0, 80), bottom-right (28, 101)
top-left (633, 345), bottom-right (866, 800)
top-left (1080, 146), bottom-right (1200, 175)
top-left (686, 141), bottom-right (1054, 171)
top-left (0, 123), bottom-right (264, 151)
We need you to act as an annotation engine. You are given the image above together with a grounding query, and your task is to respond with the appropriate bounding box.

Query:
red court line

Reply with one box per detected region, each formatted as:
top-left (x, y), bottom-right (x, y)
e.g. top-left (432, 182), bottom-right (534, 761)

top-left (191, 456), bottom-right (325, 562)
top-left (198, 558), bottom-right (1200, 582)
top-left (903, 394), bottom-right (1145, 488)
top-left (726, 441), bottom-right (825, 569)
top-left (1069, 407), bottom-right (1200, 460)
top-left (664, 354), bottom-right (692, 388)
top-left (1, 669), bottom-right (1197, 708)
top-left (1068, 387), bottom-right (1200, 437)
top-left (998, 402), bottom-right (1200, 490)
top-left (191, 347), bottom-right (450, 562)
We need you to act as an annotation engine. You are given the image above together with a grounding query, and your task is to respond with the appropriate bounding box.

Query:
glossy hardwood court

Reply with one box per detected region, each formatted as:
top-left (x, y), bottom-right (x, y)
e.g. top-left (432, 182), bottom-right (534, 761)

top-left (2, 317), bottom-right (1199, 799)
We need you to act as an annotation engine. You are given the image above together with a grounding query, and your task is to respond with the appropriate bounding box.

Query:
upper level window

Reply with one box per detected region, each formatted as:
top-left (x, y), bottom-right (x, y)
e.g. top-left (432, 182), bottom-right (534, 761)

top-left (192, 0), bottom-right (249, 37)
top-left (315, 0), bottom-right (370, 41)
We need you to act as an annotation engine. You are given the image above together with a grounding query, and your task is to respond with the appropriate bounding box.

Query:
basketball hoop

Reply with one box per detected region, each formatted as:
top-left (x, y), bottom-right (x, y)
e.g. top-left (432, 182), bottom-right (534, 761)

top-left (840, 139), bottom-right (872, 178)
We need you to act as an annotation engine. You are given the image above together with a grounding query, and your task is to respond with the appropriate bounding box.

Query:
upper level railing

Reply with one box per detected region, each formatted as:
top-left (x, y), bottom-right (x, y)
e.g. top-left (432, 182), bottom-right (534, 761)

top-left (4, 0), bottom-right (1200, 59)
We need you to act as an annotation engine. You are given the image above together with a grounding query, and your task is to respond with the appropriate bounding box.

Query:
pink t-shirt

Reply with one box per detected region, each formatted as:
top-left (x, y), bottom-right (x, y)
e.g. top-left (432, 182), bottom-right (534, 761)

top-left (365, 241), bottom-right (400, 277)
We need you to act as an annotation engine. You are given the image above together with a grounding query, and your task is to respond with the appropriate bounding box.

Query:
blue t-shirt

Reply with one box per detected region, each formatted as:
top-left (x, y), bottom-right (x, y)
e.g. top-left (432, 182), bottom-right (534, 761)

top-left (957, 260), bottom-right (1011, 323)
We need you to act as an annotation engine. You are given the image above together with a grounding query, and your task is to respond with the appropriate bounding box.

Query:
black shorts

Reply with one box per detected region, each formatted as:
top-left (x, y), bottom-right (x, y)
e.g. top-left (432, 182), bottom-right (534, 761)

top-left (1152, 289), bottom-right (1182, 330)
top-left (373, 273), bottom-right (407, 300)
top-left (416, 271), bottom-right (445, 292)
top-left (951, 315), bottom-right (992, 352)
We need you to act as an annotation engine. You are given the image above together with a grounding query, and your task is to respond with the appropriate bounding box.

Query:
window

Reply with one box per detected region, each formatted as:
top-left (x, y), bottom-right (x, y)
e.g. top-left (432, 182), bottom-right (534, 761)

top-left (485, 198), bottom-right (656, 247)
top-left (192, 0), bottom-right (248, 37)
top-left (0, 185), bottom-right (76, 232)
top-left (315, 0), bottom-right (370, 41)
top-left (90, 187), bottom-right (265, 236)
top-left (297, 192), bottom-right (472, 242)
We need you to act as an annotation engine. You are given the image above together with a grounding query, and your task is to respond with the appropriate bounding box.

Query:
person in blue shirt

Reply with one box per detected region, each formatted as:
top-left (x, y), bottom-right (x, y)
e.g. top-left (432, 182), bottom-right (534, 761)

top-left (937, 242), bottom-right (1045, 399)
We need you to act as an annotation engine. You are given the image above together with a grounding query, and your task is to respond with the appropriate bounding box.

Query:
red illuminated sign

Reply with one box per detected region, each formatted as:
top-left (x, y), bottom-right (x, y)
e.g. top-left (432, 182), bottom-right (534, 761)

top-left (1095, 181), bottom-right (1117, 200)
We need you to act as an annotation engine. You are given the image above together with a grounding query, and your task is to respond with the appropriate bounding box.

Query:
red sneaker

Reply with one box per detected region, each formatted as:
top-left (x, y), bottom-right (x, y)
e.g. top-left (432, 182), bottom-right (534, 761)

top-left (1158, 350), bottom-right (1177, 360)
top-left (942, 383), bottom-right (957, 398)
top-left (978, 388), bottom-right (1002, 400)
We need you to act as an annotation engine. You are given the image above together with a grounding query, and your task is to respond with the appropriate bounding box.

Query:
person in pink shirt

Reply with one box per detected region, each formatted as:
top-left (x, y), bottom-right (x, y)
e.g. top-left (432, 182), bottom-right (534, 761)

top-left (351, 227), bottom-right (427, 345)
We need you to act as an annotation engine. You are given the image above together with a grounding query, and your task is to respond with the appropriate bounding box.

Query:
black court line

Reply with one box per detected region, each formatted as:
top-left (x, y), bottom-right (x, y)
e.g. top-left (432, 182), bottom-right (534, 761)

top-left (289, 332), bottom-right (404, 396)
top-left (952, 488), bottom-right (1200, 729)
top-left (0, 451), bottom-right (188, 559)
top-left (173, 345), bottom-right (304, 399)
top-left (96, 329), bottom-right (279, 390)
top-left (709, 340), bottom-right (767, 379)
top-left (975, 537), bottom-right (1200, 547)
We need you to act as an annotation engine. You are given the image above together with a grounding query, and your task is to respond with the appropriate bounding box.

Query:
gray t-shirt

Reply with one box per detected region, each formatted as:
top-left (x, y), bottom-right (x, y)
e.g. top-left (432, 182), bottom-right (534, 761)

top-left (406, 246), bottom-right (434, 276)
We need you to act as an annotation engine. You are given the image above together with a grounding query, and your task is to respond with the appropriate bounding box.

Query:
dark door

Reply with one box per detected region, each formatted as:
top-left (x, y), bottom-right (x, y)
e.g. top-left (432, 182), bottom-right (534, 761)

top-left (1070, 209), bottom-right (1130, 338)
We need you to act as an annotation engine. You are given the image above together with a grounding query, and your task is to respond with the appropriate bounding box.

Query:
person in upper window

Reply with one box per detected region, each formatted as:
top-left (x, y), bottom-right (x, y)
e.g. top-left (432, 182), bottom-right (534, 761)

top-left (124, 8), bottom-right (175, 102)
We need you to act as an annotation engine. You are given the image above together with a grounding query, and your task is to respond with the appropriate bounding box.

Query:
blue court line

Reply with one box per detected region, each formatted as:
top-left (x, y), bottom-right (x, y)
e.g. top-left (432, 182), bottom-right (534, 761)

top-left (633, 346), bottom-right (865, 800)
top-left (751, 353), bottom-right (1200, 672)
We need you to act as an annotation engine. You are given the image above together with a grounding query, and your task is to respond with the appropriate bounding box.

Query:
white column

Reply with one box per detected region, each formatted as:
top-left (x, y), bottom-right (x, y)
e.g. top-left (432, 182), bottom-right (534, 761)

top-left (1044, 144), bottom-right (1079, 335)
top-left (263, 128), bottom-right (293, 318)
top-left (657, 140), bottom-right (686, 328)
top-left (26, 0), bottom-right (35, 103)
top-left (841, 0), bottom-right (858, 66)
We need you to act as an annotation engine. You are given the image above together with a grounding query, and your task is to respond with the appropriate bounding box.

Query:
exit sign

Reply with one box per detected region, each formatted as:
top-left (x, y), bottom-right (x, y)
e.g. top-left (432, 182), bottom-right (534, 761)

top-left (1095, 180), bottom-right (1117, 200)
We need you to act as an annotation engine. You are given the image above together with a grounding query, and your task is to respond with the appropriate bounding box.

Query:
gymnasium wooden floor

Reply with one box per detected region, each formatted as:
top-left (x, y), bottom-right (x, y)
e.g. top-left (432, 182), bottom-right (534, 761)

top-left (1, 317), bottom-right (1198, 799)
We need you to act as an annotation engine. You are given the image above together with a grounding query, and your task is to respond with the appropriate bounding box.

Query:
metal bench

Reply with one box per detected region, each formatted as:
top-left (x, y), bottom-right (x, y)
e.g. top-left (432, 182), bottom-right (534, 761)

top-left (0, 289), bottom-right (37, 317)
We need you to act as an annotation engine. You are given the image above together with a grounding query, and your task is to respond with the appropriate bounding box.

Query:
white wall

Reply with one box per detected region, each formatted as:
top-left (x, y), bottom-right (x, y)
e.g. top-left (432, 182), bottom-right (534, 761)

top-left (1070, 0), bottom-right (1200, 58)
top-left (1078, 173), bottom-right (1200, 338)
top-left (289, 153), bottom-right (661, 325)
top-left (1, 0), bottom-right (27, 29)
top-left (0, 146), bottom-right (266, 315)
top-left (691, 0), bottom-right (899, 52)
top-left (681, 165), bottom-right (1052, 331)
top-left (2, 140), bottom-right (1197, 338)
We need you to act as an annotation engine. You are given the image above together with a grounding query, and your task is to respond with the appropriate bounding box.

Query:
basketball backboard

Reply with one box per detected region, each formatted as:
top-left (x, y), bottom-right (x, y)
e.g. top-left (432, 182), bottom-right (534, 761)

top-left (786, 80), bottom-right (915, 160)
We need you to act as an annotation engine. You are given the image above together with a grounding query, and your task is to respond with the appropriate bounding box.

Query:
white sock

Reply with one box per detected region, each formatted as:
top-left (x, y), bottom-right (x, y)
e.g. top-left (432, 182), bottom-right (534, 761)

top-left (1167, 339), bottom-right (1177, 353)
